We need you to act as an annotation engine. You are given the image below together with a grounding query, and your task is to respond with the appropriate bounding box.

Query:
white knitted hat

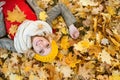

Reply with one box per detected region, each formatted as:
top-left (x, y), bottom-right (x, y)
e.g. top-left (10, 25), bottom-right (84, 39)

top-left (14, 20), bottom-right (52, 53)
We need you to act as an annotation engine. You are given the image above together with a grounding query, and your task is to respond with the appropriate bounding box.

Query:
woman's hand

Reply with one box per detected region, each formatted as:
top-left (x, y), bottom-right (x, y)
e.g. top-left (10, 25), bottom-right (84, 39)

top-left (0, 1), bottom-right (5, 12)
top-left (69, 24), bottom-right (79, 39)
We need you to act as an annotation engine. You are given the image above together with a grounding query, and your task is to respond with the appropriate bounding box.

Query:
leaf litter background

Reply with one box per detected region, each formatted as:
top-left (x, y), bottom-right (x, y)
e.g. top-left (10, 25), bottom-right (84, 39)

top-left (0, 0), bottom-right (120, 80)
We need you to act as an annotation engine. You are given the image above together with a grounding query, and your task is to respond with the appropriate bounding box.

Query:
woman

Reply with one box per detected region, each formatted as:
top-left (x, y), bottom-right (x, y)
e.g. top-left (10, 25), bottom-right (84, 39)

top-left (0, 0), bottom-right (79, 62)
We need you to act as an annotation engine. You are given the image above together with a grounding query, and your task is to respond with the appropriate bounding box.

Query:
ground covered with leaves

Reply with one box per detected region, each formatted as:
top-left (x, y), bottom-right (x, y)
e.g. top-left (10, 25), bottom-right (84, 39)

top-left (0, 0), bottom-right (120, 80)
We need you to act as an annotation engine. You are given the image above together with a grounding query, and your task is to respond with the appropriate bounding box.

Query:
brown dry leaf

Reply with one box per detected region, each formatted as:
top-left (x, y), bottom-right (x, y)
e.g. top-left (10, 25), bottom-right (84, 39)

top-left (0, 59), bottom-right (2, 65)
top-left (88, 45), bottom-right (101, 57)
top-left (106, 45), bottom-right (117, 56)
top-left (109, 36), bottom-right (120, 47)
top-left (78, 64), bottom-right (93, 80)
top-left (43, 64), bottom-right (55, 79)
top-left (101, 13), bottom-right (111, 23)
top-left (113, 34), bottom-right (120, 42)
top-left (7, 5), bottom-right (26, 22)
top-left (93, 16), bottom-right (98, 32)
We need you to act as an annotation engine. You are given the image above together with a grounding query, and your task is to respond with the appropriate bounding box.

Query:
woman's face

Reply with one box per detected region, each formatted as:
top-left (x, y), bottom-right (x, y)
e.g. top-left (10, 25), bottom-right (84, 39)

top-left (32, 36), bottom-right (51, 56)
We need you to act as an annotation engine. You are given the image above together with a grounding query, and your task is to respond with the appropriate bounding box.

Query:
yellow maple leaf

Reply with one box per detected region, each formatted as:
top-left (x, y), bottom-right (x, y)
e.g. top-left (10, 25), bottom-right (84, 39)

top-left (61, 27), bottom-right (68, 34)
top-left (60, 36), bottom-right (70, 50)
top-left (9, 24), bottom-right (18, 36)
top-left (65, 53), bottom-right (80, 68)
top-left (57, 53), bottom-right (64, 61)
top-left (109, 75), bottom-right (120, 80)
top-left (106, 6), bottom-right (116, 16)
top-left (39, 11), bottom-right (48, 21)
top-left (7, 5), bottom-right (26, 23)
top-left (74, 39), bottom-right (93, 53)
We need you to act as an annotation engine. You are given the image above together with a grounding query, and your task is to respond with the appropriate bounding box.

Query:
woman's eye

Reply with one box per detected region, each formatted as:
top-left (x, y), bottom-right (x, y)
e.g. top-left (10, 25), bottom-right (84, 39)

top-left (39, 49), bottom-right (44, 55)
top-left (46, 44), bottom-right (50, 48)
top-left (40, 40), bottom-right (43, 42)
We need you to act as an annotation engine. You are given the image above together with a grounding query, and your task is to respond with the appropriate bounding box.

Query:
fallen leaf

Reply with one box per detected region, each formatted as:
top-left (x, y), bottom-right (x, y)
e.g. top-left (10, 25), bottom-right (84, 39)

top-left (78, 64), bottom-right (93, 80)
top-left (9, 73), bottom-right (23, 80)
top-left (109, 75), bottom-right (120, 80)
top-left (39, 11), bottom-right (48, 21)
top-left (93, 16), bottom-right (98, 32)
top-left (29, 72), bottom-right (39, 80)
top-left (88, 45), bottom-right (101, 57)
top-left (106, 6), bottom-right (116, 16)
top-left (59, 65), bottom-right (74, 78)
top-left (65, 53), bottom-right (80, 68)
top-left (61, 27), bottom-right (68, 35)
top-left (37, 68), bottom-right (49, 79)
top-left (101, 38), bottom-right (109, 45)
top-left (74, 39), bottom-right (94, 53)
top-left (98, 49), bottom-right (112, 64)
top-left (79, 0), bottom-right (98, 6)
top-left (109, 36), bottom-right (120, 47)
top-left (60, 36), bottom-right (70, 50)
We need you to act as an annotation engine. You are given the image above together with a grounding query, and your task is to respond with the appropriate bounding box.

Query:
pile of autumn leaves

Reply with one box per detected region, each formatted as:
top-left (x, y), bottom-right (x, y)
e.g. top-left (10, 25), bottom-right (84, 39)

top-left (0, 0), bottom-right (120, 80)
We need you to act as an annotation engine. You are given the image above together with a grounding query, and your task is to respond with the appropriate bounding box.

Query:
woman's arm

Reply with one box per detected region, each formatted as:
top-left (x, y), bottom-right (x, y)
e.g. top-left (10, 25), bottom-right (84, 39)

top-left (0, 38), bottom-right (16, 52)
top-left (46, 3), bottom-right (79, 39)
top-left (26, 0), bottom-right (43, 19)
top-left (0, 1), bottom-right (6, 38)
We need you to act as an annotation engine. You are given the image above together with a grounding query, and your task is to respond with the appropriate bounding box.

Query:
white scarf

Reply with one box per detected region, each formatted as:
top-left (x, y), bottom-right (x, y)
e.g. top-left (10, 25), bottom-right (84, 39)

top-left (14, 20), bottom-right (52, 53)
